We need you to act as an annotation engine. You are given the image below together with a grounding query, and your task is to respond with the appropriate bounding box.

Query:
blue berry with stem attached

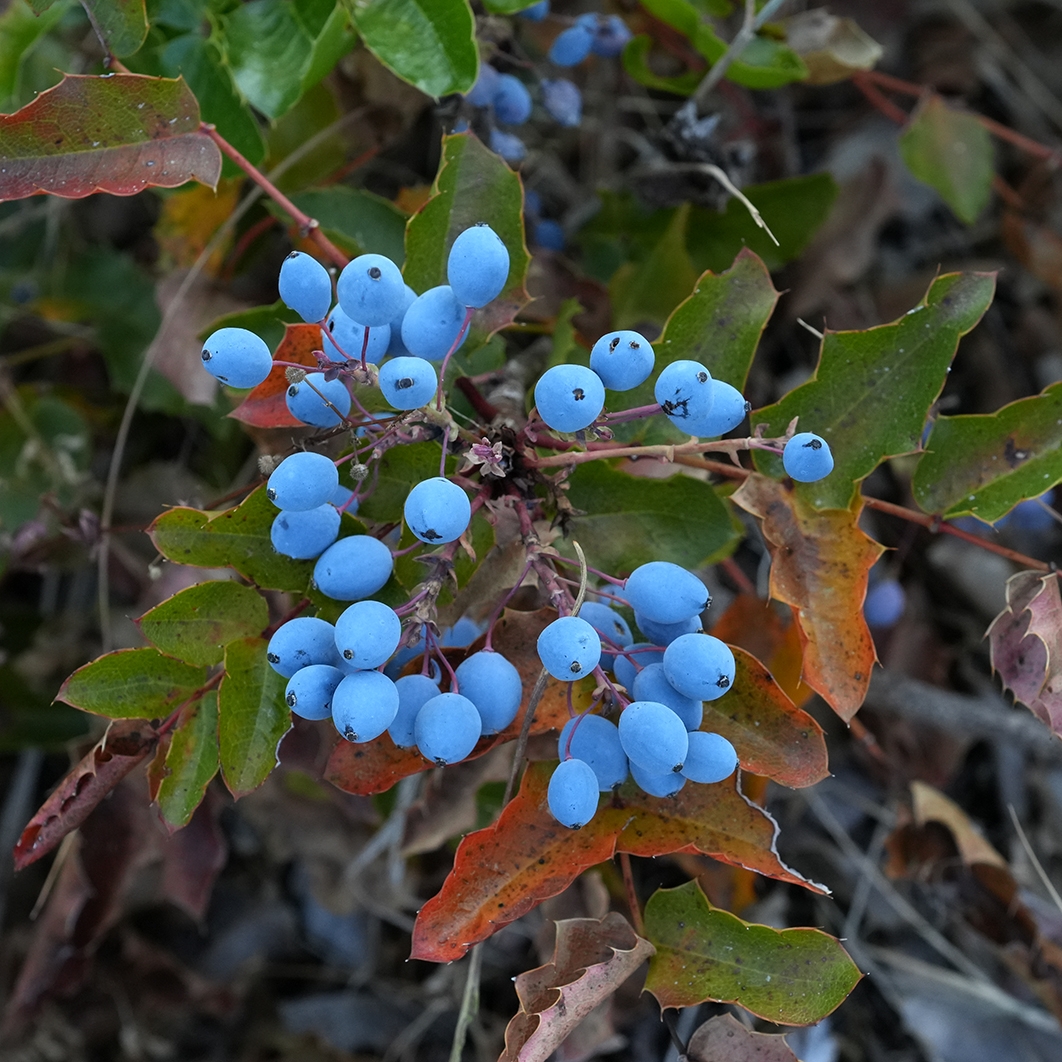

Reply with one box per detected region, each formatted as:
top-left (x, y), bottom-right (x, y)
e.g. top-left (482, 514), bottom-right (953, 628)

top-left (201, 327), bottom-right (273, 389)
top-left (655, 359), bottom-right (714, 428)
top-left (267, 452), bottom-right (339, 511)
top-left (663, 633), bottom-right (735, 702)
top-left (547, 758), bottom-right (600, 828)
top-left (334, 600), bottom-right (402, 669)
top-left (336, 253), bottom-right (406, 327)
top-left (687, 380), bottom-right (750, 438)
top-left (783, 432), bottom-right (834, 482)
top-left (279, 251), bottom-right (332, 323)
top-left (557, 714), bottom-right (628, 790)
top-left (332, 670), bottom-right (400, 742)
top-left (589, 330), bottom-right (654, 391)
top-left (415, 692), bottom-right (483, 765)
top-left (681, 731), bottom-right (738, 783)
top-left (322, 306), bottom-right (390, 363)
top-left (313, 534), bottom-right (394, 601)
top-left (404, 477), bottom-right (471, 544)
top-left (541, 78), bottom-right (582, 127)
top-left (549, 23), bottom-right (594, 66)
top-left (271, 504), bottom-right (340, 560)
top-left (389, 673), bottom-right (441, 748)
top-left (285, 372), bottom-right (351, 428)
top-left (401, 285), bottom-right (470, 361)
top-left (447, 225), bottom-right (510, 308)
top-left (454, 650), bottom-right (523, 734)
top-left (537, 615), bottom-right (602, 681)
top-left (379, 357), bottom-right (438, 410)
top-left (267, 617), bottom-right (339, 678)
top-left (534, 364), bottom-right (606, 433)
top-left (493, 74), bottom-right (533, 125)
top-left (624, 561), bottom-right (709, 625)
top-left (632, 662), bottom-right (702, 731)
top-left (285, 664), bottom-right (345, 721)
top-left (619, 700), bottom-right (688, 774)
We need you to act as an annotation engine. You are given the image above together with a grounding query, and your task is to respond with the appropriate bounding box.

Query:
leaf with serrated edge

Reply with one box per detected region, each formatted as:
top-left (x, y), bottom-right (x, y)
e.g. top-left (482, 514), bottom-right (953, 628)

top-left (57, 647), bottom-right (208, 719)
top-left (229, 322), bottom-right (322, 429)
top-left (644, 880), bottom-right (861, 1024)
top-left (500, 913), bottom-right (655, 1062)
top-left (218, 636), bottom-right (291, 798)
top-left (913, 382), bottom-right (1062, 521)
top-left (686, 1013), bottom-right (799, 1062)
top-left (156, 693), bottom-right (220, 830)
top-left (81, 0), bottom-right (148, 57)
top-left (410, 761), bottom-right (826, 963)
top-left (137, 582), bottom-right (268, 667)
top-left (752, 271), bottom-right (996, 511)
top-left (732, 474), bottom-right (883, 721)
top-left (0, 73), bottom-right (220, 202)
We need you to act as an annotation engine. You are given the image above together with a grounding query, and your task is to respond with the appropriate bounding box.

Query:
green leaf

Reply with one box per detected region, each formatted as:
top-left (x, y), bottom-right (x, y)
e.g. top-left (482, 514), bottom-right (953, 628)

top-left (348, 0), bottom-right (477, 98)
top-left (218, 636), bottom-right (291, 798)
top-left (403, 132), bottom-right (530, 342)
top-left (899, 95), bottom-right (993, 226)
top-left (0, 0), bottom-right (71, 111)
top-left (482, 0), bottom-right (540, 10)
top-left (564, 462), bottom-right (738, 574)
top-left (80, 0), bottom-right (148, 57)
top-left (57, 648), bottom-right (208, 719)
top-left (752, 271), bottom-right (997, 510)
top-left (644, 880), bottom-right (861, 1024)
top-left (0, 664), bottom-right (89, 751)
top-left (622, 35), bottom-right (703, 96)
top-left (290, 187), bottom-right (407, 264)
top-left (356, 442), bottom-right (446, 524)
top-left (149, 486), bottom-right (315, 593)
top-left (156, 692), bottom-right (219, 828)
top-left (912, 382), bottom-right (1062, 521)
top-left (137, 581), bottom-right (269, 666)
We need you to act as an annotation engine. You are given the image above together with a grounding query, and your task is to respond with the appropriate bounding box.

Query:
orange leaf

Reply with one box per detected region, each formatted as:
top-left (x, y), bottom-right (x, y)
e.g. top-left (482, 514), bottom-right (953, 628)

top-left (228, 323), bottom-right (321, 428)
top-left (410, 761), bottom-right (826, 963)
top-left (731, 474), bottom-right (882, 721)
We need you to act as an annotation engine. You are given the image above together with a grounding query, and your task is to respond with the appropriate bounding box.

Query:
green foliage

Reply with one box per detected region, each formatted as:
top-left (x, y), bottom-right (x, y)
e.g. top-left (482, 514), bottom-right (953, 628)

top-left (80, 0), bottom-right (149, 57)
top-left (356, 442), bottom-right (445, 524)
top-left (156, 693), bottom-right (220, 827)
top-left (0, 0), bottom-right (71, 110)
top-left (290, 187), bottom-right (408, 263)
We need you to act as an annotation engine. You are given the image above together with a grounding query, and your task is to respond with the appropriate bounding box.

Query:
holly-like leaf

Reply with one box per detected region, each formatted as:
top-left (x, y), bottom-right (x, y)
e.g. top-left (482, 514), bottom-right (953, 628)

top-left (912, 382), bottom-right (1062, 521)
top-left (644, 880), bottom-right (861, 1024)
top-left (349, 0), bottom-right (477, 99)
top-left (156, 693), bottom-right (220, 830)
top-left (564, 462), bottom-right (738, 574)
top-left (80, 0), bottom-right (148, 58)
top-left (228, 322), bottom-right (322, 429)
top-left (403, 132), bottom-right (531, 342)
top-left (686, 1013), bottom-right (799, 1062)
top-left (291, 187), bottom-right (408, 264)
top-left (752, 271), bottom-right (996, 510)
top-left (57, 648), bottom-right (208, 719)
top-left (410, 761), bottom-right (825, 963)
top-left (500, 913), bottom-right (655, 1062)
top-left (218, 636), bottom-right (291, 798)
top-left (12, 719), bottom-right (159, 870)
top-left (0, 73), bottom-right (221, 202)
top-left (899, 95), bottom-right (993, 225)
top-left (149, 486), bottom-right (314, 593)
top-left (731, 474), bottom-right (883, 721)
top-left (137, 581), bottom-right (268, 667)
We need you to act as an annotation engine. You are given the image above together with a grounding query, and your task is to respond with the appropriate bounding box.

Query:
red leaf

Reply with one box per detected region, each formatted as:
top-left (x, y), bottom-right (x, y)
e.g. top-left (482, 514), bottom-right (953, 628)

top-left (228, 323), bottom-right (323, 427)
top-left (0, 74), bottom-right (220, 202)
top-left (12, 719), bottom-right (159, 871)
top-left (410, 762), bottom-right (825, 963)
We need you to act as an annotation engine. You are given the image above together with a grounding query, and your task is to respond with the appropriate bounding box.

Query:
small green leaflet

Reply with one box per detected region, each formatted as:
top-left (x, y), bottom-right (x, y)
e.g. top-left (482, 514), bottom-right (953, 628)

top-left (156, 694), bottom-right (220, 829)
top-left (80, 0), bottom-right (148, 58)
top-left (290, 187), bottom-right (407, 264)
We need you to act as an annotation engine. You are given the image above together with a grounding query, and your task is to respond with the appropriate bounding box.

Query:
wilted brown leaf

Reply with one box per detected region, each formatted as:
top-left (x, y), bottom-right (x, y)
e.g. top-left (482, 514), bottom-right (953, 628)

top-left (686, 1013), bottom-right (799, 1062)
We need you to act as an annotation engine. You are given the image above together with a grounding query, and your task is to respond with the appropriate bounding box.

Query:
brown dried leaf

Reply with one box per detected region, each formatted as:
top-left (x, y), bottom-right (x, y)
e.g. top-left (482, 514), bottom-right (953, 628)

top-left (911, 780), bottom-right (1007, 869)
top-left (686, 1013), bottom-right (799, 1062)
top-left (784, 10), bottom-right (883, 85)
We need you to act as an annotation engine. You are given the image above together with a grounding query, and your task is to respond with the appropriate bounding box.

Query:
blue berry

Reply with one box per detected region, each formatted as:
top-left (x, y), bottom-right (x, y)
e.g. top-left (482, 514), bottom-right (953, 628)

top-left (267, 617), bottom-right (339, 678)
top-left (534, 364), bottom-right (606, 433)
top-left (332, 670), bottom-right (400, 742)
top-left (285, 664), bottom-right (345, 720)
top-left (279, 251), bottom-right (332, 323)
top-left (663, 633), bottom-right (735, 702)
top-left (532, 219), bottom-right (565, 250)
top-left (447, 224), bottom-right (510, 308)
top-left (334, 600), bottom-right (402, 669)
top-left (267, 452), bottom-right (339, 512)
top-left (313, 534), bottom-right (394, 601)
top-left (547, 757), bottom-right (600, 828)
top-left (681, 731), bottom-right (737, 784)
top-left (518, 0), bottom-right (549, 20)
top-left (201, 327), bottom-right (273, 389)
top-left (439, 616), bottom-right (485, 646)
top-left (864, 579), bottom-right (905, 628)
top-left (493, 74), bottom-right (533, 125)
top-left (618, 701), bottom-right (688, 775)
top-left (331, 484), bottom-right (358, 513)
top-left (524, 189), bottom-right (543, 216)
top-left (577, 601), bottom-right (633, 653)
top-left (549, 23), bottom-right (594, 66)
top-left (454, 650), bottom-right (523, 734)
top-left (624, 562), bottom-right (709, 625)
top-left (541, 78), bottom-right (581, 127)
top-left (589, 330), bottom-right (654, 391)
top-left (634, 611), bottom-right (701, 647)
top-left (466, 64), bottom-right (500, 107)
top-left (415, 692), bottom-right (483, 765)
top-left (401, 286), bottom-right (470, 361)
top-left (285, 372), bottom-right (351, 428)
top-left (537, 615), bottom-right (602, 681)
top-left (404, 477), bottom-right (471, 544)
top-left (379, 356), bottom-right (438, 410)
top-left (322, 306), bottom-right (390, 364)
top-left (336, 254), bottom-right (406, 327)
top-left (271, 504), bottom-right (340, 560)
top-left (655, 359), bottom-right (714, 428)
top-left (557, 715), bottom-right (628, 790)
top-left (999, 490), bottom-right (1057, 531)
top-left (386, 285), bottom-right (418, 356)
top-left (489, 128), bottom-right (527, 163)
top-left (783, 432), bottom-right (834, 482)
top-left (630, 760), bottom-right (686, 798)
top-left (389, 673), bottom-right (441, 748)
top-left (612, 643), bottom-right (663, 690)
top-left (631, 662), bottom-right (702, 731)
top-left (590, 14), bottom-right (632, 57)
top-left (687, 380), bottom-right (749, 437)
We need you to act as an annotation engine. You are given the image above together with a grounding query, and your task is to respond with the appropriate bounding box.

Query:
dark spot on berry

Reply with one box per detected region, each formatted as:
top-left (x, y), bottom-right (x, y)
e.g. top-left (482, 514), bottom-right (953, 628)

top-left (804, 438), bottom-right (822, 450)
top-left (396, 377), bottom-right (414, 390)
top-left (344, 725), bottom-right (357, 741)
top-left (201, 349), bottom-right (211, 361)
top-left (572, 387), bottom-right (585, 401)
top-left (696, 371), bottom-right (708, 383)
top-left (368, 266), bottom-right (382, 280)
top-left (287, 385), bottom-right (298, 396)
top-left (716, 675), bottom-right (730, 689)
top-left (609, 337), bottom-right (620, 352)
top-left (673, 763), bottom-right (683, 772)
top-left (286, 691), bottom-right (297, 707)
top-left (422, 528), bottom-right (442, 541)
top-left (343, 649), bottom-right (353, 659)
top-left (266, 488), bottom-right (277, 501)
top-left (286, 251), bottom-right (299, 260)
top-left (570, 661), bottom-right (582, 674)
top-left (743, 400), bottom-right (751, 412)
top-left (267, 652), bottom-right (280, 663)
top-left (662, 398), bottom-right (689, 418)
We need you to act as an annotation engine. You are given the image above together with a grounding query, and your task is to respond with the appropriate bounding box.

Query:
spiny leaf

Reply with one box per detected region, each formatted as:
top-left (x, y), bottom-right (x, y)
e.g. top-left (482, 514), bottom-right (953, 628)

top-left (156, 693), bottom-right (220, 830)
top-left (0, 73), bottom-right (221, 202)
top-left (80, 0), bottom-right (148, 58)
top-left (731, 474), bottom-right (883, 721)
top-left (686, 1013), bottom-right (799, 1062)
top-left (644, 880), bottom-right (862, 1024)
top-left (410, 761), bottom-right (825, 963)
top-left (57, 648), bottom-right (208, 719)
top-left (751, 271), bottom-right (996, 510)
top-left (912, 382), bottom-right (1062, 521)
top-left (228, 322), bottom-right (322, 429)
top-left (500, 913), bottom-right (655, 1062)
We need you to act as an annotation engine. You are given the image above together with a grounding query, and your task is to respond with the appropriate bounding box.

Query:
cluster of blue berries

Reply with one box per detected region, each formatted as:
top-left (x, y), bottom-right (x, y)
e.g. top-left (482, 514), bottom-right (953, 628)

top-left (547, 11), bottom-right (632, 66)
top-left (539, 560), bottom-right (742, 829)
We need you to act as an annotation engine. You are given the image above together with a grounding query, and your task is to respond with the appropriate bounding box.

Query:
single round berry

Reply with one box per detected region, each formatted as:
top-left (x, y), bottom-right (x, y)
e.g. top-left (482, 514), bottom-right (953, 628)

top-left (654, 359), bottom-right (714, 428)
top-left (386, 285), bottom-right (418, 357)
top-left (313, 534), bottom-right (394, 601)
top-left (632, 662), bottom-right (703, 732)
top-left (783, 432), bottom-right (834, 482)
top-left (267, 617), bottom-right (339, 678)
top-left (201, 327), bottom-right (273, 389)
top-left (334, 600), bottom-right (402, 669)
top-left (589, 330), bottom-right (654, 391)
top-left (548, 23), bottom-right (594, 66)
top-left (687, 380), bottom-right (750, 438)
top-left (401, 285), bottom-right (470, 361)
top-left (454, 650), bottom-right (523, 734)
top-left (663, 633), bottom-right (735, 702)
top-left (278, 252), bottom-right (332, 323)
top-left (624, 561), bottom-right (709, 625)
top-left (285, 372), bottom-right (351, 428)
top-left (322, 306), bottom-right (390, 364)
top-left (466, 63), bottom-right (500, 107)
top-left (271, 504), bottom-right (340, 560)
top-left (403, 477), bottom-right (471, 544)
top-left (378, 356), bottom-right (438, 410)
top-left (415, 692), bottom-right (483, 765)
top-left (439, 616), bottom-right (485, 647)
top-left (332, 670), bottom-right (400, 743)
top-left (533, 218), bottom-right (565, 250)
top-left (681, 731), bottom-right (738, 783)
top-left (336, 254), bottom-right (406, 327)
top-left (489, 128), bottom-right (527, 163)
top-left (492, 73), bottom-right (532, 125)
top-left (634, 611), bottom-right (701, 647)
top-left (537, 615), bottom-right (602, 681)
top-left (518, 0), bottom-right (549, 20)
top-left (541, 78), bottom-right (582, 127)
top-left (267, 452), bottom-right (339, 512)
top-left (447, 225), bottom-right (510, 309)
top-left (864, 579), bottom-right (905, 628)
top-left (534, 364), bottom-right (606, 433)
top-left (547, 758), bottom-right (600, 828)
top-left (590, 14), bottom-right (632, 57)
top-left (630, 760), bottom-right (686, 798)
top-left (285, 664), bottom-right (345, 721)
top-left (389, 673), bottom-right (441, 748)
top-left (612, 643), bottom-right (663, 691)
top-left (557, 715), bottom-right (628, 791)
top-left (618, 700), bottom-right (689, 775)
